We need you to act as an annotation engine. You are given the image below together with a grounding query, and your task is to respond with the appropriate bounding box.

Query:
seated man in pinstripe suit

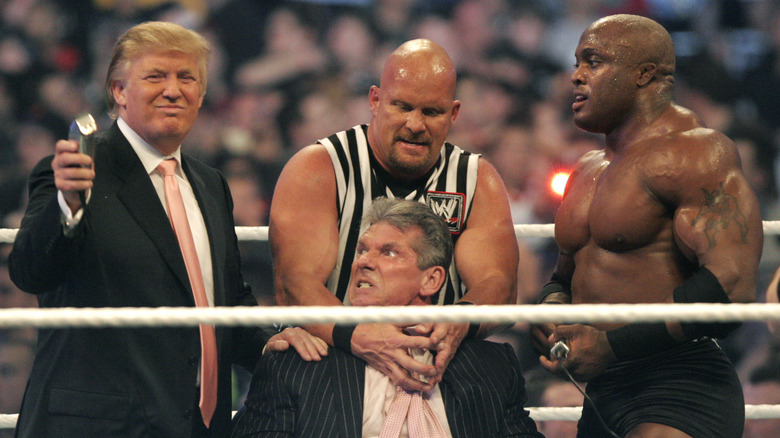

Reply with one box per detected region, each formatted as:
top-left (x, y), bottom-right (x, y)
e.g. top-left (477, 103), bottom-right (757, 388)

top-left (232, 198), bottom-right (542, 437)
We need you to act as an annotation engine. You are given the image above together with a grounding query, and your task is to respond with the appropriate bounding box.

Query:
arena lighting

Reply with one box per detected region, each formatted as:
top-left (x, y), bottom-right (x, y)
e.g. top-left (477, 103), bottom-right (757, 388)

top-left (551, 172), bottom-right (570, 196)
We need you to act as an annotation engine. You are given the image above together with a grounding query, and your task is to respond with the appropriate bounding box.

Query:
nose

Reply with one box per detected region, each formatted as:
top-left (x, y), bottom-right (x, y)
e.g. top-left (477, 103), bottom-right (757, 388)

top-left (162, 77), bottom-right (183, 99)
top-left (355, 250), bottom-right (376, 270)
top-left (405, 109), bottom-right (425, 133)
top-left (571, 65), bottom-right (585, 86)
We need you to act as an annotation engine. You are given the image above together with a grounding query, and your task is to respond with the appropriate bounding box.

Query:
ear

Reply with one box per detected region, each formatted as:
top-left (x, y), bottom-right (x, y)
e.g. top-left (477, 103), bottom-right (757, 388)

top-left (368, 85), bottom-right (380, 116)
top-left (450, 100), bottom-right (461, 123)
top-left (419, 265), bottom-right (446, 298)
top-left (111, 80), bottom-right (126, 107)
top-left (636, 62), bottom-right (657, 87)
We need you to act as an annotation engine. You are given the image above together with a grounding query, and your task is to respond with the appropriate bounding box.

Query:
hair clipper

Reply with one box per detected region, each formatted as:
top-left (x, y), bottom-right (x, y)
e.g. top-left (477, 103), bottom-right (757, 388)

top-left (69, 113), bottom-right (97, 159)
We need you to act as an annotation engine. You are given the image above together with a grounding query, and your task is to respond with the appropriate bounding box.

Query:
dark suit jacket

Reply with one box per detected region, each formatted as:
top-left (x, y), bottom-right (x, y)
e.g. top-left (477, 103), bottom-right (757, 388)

top-left (231, 339), bottom-right (543, 438)
top-left (9, 123), bottom-right (271, 438)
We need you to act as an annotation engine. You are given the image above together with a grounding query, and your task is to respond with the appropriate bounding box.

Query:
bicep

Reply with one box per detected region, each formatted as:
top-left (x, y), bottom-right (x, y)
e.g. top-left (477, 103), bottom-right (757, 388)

top-left (455, 160), bottom-right (518, 304)
top-left (672, 162), bottom-right (763, 303)
top-left (269, 145), bottom-right (342, 306)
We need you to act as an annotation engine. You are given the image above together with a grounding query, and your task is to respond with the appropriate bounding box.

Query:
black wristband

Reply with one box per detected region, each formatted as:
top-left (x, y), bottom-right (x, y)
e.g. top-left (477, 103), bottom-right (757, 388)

top-left (332, 324), bottom-right (357, 353)
top-left (455, 301), bottom-right (480, 339)
top-left (606, 322), bottom-right (678, 361)
top-left (673, 267), bottom-right (740, 339)
top-left (673, 267), bottom-right (730, 304)
top-left (537, 274), bottom-right (572, 304)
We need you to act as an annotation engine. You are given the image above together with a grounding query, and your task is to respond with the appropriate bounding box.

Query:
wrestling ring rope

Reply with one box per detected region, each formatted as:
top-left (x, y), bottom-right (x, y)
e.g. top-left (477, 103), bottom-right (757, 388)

top-left (1, 222), bottom-right (780, 428)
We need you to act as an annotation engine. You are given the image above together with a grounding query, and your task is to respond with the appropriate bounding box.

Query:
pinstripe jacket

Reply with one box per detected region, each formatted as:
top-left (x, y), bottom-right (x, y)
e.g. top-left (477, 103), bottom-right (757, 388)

top-left (231, 339), bottom-right (543, 438)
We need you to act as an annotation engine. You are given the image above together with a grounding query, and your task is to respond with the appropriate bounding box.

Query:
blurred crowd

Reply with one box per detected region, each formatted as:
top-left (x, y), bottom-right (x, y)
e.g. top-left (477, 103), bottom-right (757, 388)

top-left (0, 0), bottom-right (779, 431)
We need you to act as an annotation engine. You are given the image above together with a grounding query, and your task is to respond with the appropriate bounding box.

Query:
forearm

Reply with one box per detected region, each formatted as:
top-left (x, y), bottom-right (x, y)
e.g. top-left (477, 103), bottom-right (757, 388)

top-left (274, 274), bottom-right (344, 346)
top-left (458, 275), bottom-right (515, 337)
top-left (607, 268), bottom-right (741, 361)
top-left (10, 189), bottom-right (78, 293)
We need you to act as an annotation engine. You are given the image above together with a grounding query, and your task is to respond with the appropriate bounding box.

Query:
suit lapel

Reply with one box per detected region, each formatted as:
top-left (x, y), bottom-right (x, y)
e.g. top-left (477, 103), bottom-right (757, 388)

top-left (104, 124), bottom-right (193, 302)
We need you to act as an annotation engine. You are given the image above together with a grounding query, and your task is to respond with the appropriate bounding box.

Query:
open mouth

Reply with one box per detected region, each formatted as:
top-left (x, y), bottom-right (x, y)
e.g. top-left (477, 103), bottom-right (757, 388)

top-left (572, 92), bottom-right (588, 111)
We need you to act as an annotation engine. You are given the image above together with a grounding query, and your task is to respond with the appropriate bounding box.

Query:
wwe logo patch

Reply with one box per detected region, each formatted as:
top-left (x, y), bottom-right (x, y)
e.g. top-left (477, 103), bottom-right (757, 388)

top-left (427, 191), bottom-right (465, 234)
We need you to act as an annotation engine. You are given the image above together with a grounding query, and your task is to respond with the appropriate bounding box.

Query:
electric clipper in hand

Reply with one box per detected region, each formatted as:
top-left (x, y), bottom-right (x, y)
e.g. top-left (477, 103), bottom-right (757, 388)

top-left (551, 340), bottom-right (569, 360)
top-left (69, 113), bottom-right (97, 159)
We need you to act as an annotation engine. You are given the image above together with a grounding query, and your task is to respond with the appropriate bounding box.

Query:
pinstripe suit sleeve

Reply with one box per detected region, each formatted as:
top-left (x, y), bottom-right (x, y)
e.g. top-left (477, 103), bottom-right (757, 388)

top-left (495, 343), bottom-right (545, 437)
top-left (231, 352), bottom-right (298, 438)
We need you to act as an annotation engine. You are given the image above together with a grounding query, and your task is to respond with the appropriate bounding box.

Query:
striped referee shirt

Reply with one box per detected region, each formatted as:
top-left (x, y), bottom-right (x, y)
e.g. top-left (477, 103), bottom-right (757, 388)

top-left (319, 124), bottom-right (479, 305)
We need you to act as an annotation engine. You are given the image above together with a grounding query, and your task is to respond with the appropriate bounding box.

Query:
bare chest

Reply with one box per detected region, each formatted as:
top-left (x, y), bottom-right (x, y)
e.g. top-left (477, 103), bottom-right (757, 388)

top-left (555, 159), bottom-right (669, 254)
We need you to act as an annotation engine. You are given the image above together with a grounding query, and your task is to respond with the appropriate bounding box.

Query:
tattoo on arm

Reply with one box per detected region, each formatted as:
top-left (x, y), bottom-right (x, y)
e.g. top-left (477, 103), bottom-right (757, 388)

top-left (691, 182), bottom-right (749, 249)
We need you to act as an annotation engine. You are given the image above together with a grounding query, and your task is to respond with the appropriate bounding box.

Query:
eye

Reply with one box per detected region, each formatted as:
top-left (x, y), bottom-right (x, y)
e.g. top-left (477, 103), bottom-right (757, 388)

top-left (394, 102), bottom-right (412, 112)
top-left (383, 249), bottom-right (396, 257)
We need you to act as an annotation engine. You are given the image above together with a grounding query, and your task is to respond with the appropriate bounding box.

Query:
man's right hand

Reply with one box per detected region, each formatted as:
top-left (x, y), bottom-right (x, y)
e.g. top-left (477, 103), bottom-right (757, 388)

top-left (529, 292), bottom-right (570, 359)
top-left (351, 322), bottom-right (438, 392)
top-left (52, 139), bottom-right (94, 213)
top-left (530, 321), bottom-right (558, 359)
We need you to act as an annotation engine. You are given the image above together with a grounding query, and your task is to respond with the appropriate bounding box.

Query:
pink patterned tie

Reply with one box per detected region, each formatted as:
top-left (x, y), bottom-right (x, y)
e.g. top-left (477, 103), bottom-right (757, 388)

top-left (158, 159), bottom-right (217, 428)
top-left (379, 386), bottom-right (448, 438)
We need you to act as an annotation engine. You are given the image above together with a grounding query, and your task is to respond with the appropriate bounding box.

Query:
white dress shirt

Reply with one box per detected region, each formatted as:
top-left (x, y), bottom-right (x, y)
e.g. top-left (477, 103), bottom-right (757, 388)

top-left (362, 348), bottom-right (453, 438)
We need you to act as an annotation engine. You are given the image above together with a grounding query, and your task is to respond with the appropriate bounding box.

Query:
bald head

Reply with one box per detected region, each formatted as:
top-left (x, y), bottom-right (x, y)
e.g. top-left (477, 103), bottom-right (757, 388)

top-left (587, 14), bottom-right (675, 78)
top-left (381, 39), bottom-right (458, 100)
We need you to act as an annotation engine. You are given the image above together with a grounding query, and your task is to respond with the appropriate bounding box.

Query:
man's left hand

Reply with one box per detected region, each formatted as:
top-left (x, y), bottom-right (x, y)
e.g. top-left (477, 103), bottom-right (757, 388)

top-left (266, 327), bottom-right (329, 361)
top-left (414, 322), bottom-right (469, 384)
top-left (539, 323), bottom-right (616, 382)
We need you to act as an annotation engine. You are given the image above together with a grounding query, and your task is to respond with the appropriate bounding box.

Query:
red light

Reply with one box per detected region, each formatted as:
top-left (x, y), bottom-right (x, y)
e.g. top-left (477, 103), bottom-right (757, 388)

top-left (551, 172), bottom-right (569, 196)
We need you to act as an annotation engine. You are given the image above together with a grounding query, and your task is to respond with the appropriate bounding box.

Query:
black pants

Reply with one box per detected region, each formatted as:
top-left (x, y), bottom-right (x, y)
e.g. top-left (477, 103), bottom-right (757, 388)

top-left (578, 338), bottom-right (744, 438)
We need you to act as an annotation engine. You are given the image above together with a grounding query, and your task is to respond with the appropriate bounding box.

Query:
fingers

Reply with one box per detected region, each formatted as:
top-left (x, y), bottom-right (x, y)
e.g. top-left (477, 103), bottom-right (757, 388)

top-left (271, 327), bottom-right (329, 362)
top-left (403, 323), bottom-right (433, 336)
top-left (538, 354), bottom-right (562, 374)
top-left (352, 323), bottom-right (439, 391)
top-left (389, 357), bottom-right (436, 392)
top-left (428, 322), bottom-right (467, 346)
top-left (53, 140), bottom-right (94, 208)
top-left (394, 372), bottom-right (434, 392)
top-left (264, 339), bottom-right (290, 352)
top-left (529, 323), bottom-right (557, 355)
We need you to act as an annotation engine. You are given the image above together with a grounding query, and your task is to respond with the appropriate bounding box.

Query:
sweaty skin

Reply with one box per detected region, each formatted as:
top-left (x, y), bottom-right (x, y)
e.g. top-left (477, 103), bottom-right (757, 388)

top-left (531, 14), bottom-right (762, 380)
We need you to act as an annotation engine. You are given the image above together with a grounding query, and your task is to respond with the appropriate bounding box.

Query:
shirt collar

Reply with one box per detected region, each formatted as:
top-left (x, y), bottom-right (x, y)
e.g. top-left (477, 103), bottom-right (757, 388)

top-left (117, 117), bottom-right (183, 176)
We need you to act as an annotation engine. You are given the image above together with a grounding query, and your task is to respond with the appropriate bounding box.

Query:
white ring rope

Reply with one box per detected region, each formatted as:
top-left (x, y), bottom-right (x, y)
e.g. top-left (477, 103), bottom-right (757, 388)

top-left (4, 220), bottom-right (780, 244)
top-left (2, 222), bottom-right (780, 427)
top-left (1, 303), bottom-right (780, 328)
top-left (1, 404), bottom-right (778, 429)
top-left (3, 220), bottom-right (780, 243)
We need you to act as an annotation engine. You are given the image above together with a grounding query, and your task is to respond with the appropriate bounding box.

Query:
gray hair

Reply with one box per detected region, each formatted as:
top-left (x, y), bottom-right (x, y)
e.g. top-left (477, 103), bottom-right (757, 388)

top-left (365, 197), bottom-right (453, 270)
top-left (105, 21), bottom-right (210, 116)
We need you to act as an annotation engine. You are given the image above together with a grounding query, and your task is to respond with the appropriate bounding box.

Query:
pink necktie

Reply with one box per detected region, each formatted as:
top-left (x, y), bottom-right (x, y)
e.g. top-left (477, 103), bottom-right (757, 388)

top-left (380, 386), bottom-right (448, 438)
top-left (158, 159), bottom-right (217, 428)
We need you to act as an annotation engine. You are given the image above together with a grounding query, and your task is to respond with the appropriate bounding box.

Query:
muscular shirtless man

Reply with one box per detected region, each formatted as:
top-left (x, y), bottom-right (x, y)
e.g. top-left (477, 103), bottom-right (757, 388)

top-left (531, 14), bottom-right (763, 438)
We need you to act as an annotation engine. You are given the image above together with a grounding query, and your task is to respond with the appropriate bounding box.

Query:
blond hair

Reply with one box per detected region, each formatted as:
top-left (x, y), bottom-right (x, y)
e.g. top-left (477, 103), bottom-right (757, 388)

top-left (105, 21), bottom-right (209, 116)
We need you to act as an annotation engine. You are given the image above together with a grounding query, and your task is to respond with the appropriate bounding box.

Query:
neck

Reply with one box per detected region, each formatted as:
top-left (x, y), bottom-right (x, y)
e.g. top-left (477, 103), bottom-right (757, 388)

top-left (605, 100), bottom-right (675, 152)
